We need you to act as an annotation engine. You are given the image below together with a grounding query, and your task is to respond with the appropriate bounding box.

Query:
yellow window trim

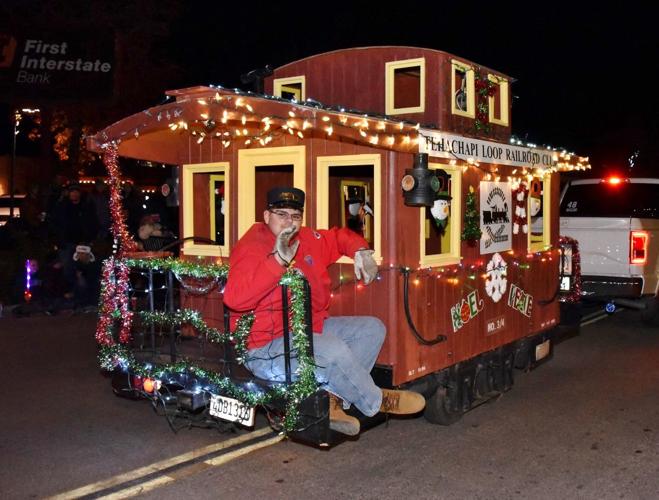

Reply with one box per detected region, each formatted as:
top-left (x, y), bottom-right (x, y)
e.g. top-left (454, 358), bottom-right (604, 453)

top-left (237, 146), bottom-right (306, 238)
top-left (273, 76), bottom-right (306, 101)
top-left (316, 154), bottom-right (382, 264)
top-left (419, 163), bottom-right (462, 267)
top-left (451, 59), bottom-right (475, 118)
top-left (182, 162), bottom-right (230, 257)
top-left (209, 173), bottom-right (224, 244)
top-left (385, 57), bottom-right (426, 115)
top-left (488, 74), bottom-right (509, 126)
top-left (528, 175), bottom-right (552, 252)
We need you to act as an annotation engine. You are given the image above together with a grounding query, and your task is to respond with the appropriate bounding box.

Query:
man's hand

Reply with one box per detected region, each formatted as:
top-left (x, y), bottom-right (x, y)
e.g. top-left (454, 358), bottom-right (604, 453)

top-left (274, 227), bottom-right (300, 266)
top-left (354, 249), bottom-right (378, 285)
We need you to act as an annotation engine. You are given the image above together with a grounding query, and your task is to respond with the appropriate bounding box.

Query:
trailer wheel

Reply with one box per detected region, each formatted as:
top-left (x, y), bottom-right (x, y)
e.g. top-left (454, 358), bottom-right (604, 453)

top-left (424, 385), bottom-right (463, 425)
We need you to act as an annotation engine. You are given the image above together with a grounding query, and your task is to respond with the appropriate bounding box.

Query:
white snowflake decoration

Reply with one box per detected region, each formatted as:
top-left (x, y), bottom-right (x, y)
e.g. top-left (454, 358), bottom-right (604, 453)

top-left (485, 252), bottom-right (508, 303)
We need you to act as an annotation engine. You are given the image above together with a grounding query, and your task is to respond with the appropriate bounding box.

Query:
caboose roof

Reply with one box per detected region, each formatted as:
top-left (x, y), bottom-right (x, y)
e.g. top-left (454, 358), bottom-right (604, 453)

top-left (88, 84), bottom-right (588, 172)
top-left (88, 85), bottom-right (423, 162)
top-left (273, 45), bottom-right (514, 82)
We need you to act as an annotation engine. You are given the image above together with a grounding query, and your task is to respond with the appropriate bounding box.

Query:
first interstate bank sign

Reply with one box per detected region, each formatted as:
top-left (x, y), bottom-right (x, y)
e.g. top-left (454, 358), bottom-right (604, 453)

top-left (419, 129), bottom-right (558, 168)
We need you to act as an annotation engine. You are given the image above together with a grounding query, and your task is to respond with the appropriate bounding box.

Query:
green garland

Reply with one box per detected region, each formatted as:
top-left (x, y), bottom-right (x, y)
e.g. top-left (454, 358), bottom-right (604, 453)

top-left (98, 262), bottom-right (318, 432)
top-left (278, 270), bottom-right (318, 430)
top-left (474, 71), bottom-right (497, 134)
top-left (461, 185), bottom-right (482, 242)
top-left (124, 257), bottom-right (229, 279)
top-left (138, 308), bottom-right (253, 363)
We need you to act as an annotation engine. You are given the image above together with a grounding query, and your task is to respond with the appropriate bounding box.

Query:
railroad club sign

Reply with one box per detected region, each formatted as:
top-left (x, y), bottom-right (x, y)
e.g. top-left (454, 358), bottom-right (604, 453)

top-left (480, 181), bottom-right (512, 254)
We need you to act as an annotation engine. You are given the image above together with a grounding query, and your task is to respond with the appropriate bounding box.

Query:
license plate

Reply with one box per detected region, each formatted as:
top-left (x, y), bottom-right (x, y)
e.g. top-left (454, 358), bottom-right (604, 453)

top-left (209, 394), bottom-right (255, 427)
top-left (535, 339), bottom-right (551, 361)
top-left (560, 276), bottom-right (571, 291)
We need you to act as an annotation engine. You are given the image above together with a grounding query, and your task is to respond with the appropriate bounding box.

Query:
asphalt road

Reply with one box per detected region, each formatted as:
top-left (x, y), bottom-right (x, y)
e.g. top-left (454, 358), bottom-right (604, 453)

top-left (1, 308), bottom-right (657, 499)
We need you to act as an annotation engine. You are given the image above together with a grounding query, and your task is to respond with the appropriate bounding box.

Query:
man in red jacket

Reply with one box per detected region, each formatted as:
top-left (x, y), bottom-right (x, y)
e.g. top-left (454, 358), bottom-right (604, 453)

top-left (224, 187), bottom-right (425, 436)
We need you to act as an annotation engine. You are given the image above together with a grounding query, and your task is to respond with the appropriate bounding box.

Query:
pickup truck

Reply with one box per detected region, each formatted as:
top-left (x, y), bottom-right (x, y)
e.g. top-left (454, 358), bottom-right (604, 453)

top-left (559, 177), bottom-right (658, 325)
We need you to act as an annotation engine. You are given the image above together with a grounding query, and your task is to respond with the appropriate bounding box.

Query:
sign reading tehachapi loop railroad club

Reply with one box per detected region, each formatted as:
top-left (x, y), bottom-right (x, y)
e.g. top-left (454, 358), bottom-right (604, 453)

top-left (418, 129), bottom-right (558, 168)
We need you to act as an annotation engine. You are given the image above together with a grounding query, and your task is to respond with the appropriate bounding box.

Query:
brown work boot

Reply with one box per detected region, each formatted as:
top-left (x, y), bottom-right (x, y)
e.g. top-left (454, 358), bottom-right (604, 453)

top-left (329, 395), bottom-right (360, 436)
top-left (380, 389), bottom-right (425, 415)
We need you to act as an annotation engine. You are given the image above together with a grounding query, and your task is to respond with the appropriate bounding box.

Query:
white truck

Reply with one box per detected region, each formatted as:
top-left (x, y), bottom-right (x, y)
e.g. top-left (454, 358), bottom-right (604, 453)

top-left (559, 176), bottom-right (658, 325)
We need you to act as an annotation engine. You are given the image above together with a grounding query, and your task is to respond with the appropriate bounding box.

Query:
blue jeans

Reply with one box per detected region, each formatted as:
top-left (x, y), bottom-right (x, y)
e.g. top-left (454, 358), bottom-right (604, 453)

top-left (245, 316), bottom-right (385, 416)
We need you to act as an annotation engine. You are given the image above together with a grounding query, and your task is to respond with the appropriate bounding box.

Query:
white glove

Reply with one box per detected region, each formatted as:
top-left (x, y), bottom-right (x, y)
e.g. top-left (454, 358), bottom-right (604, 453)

top-left (354, 249), bottom-right (378, 285)
top-left (274, 227), bottom-right (299, 266)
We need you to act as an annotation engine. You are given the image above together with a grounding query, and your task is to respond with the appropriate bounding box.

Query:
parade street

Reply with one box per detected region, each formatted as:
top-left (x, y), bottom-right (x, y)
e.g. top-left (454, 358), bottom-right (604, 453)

top-left (0, 308), bottom-right (657, 500)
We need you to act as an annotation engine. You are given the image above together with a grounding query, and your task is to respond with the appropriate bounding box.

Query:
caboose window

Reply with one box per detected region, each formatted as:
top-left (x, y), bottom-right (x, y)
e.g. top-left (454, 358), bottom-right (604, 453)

top-left (273, 76), bottom-right (306, 101)
top-left (528, 176), bottom-right (551, 252)
top-left (237, 146), bottom-right (306, 238)
top-left (487, 74), bottom-right (509, 126)
top-left (316, 154), bottom-right (382, 264)
top-left (451, 60), bottom-right (475, 118)
top-left (182, 162), bottom-right (230, 258)
top-left (385, 58), bottom-right (426, 115)
top-left (420, 163), bottom-right (462, 267)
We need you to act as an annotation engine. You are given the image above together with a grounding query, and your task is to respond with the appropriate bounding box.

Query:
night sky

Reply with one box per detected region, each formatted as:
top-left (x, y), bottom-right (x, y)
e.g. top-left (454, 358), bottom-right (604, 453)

top-left (168, 2), bottom-right (658, 175)
top-left (3, 1), bottom-right (657, 176)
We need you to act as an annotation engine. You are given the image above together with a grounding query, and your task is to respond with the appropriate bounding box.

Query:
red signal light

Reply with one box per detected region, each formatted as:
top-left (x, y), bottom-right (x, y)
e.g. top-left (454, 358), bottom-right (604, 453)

top-left (630, 231), bottom-right (648, 265)
top-left (601, 175), bottom-right (630, 186)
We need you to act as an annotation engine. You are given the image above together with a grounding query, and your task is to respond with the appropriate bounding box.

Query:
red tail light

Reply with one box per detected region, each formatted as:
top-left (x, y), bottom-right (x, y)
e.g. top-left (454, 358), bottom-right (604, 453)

top-left (601, 176), bottom-right (628, 185)
top-left (630, 231), bottom-right (648, 265)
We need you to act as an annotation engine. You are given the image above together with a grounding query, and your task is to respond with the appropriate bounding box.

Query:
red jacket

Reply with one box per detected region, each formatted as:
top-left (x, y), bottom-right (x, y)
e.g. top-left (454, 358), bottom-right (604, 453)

top-left (223, 223), bottom-right (368, 349)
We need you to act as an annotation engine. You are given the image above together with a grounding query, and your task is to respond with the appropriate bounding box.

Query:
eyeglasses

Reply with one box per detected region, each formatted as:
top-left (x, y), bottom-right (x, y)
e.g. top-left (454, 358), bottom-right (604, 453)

top-left (269, 209), bottom-right (303, 221)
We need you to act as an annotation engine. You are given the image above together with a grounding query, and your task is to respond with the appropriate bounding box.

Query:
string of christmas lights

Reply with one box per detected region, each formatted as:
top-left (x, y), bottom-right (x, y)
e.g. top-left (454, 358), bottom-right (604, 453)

top-left (94, 85), bottom-right (590, 182)
top-left (329, 247), bottom-right (558, 296)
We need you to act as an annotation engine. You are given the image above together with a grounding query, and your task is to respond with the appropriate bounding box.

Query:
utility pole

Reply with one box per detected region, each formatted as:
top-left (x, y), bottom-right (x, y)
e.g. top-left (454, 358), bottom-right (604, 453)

top-left (10, 109), bottom-right (20, 218)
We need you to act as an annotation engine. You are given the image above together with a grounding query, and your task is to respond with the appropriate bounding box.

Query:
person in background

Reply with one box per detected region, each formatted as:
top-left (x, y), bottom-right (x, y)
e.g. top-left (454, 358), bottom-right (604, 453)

top-left (21, 183), bottom-right (45, 231)
top-left (53, 183), bottom-right (99, 309)
top-left (223, 187), bottom-right (425, 436)
top-left (44, 174), bottom-right (69, 224)
top-left (90, 178), bottom-right (111, 240)
top-left (121, 183), bottom-right (145, 239)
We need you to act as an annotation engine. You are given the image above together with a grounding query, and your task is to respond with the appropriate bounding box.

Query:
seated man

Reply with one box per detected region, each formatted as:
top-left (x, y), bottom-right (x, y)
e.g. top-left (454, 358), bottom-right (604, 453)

top-left (223, 187), bottom-right (425, 436)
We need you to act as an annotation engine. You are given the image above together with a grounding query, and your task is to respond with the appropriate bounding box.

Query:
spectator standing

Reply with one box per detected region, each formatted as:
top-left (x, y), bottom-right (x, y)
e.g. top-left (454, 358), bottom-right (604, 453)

top-left (90, 178), bottom-right (111, 240)
top-left (53, 183), bottom-right (99, 308)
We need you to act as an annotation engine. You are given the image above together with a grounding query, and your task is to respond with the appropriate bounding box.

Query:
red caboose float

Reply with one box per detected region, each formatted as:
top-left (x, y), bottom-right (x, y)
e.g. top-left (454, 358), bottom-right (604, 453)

top-left (89, 46), bottom-right (589, 446)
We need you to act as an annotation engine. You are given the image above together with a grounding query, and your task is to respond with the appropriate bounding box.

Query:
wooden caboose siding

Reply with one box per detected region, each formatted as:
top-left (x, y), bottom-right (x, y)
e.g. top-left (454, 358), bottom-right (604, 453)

top-left (268, 47), bottom-right (439, 122)
top-left (172, 128), bottom-right (563, 385)
top-left (265, 46), bottom-right (512, 141)
top-left (384, 168), bottom-right (562, 385)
